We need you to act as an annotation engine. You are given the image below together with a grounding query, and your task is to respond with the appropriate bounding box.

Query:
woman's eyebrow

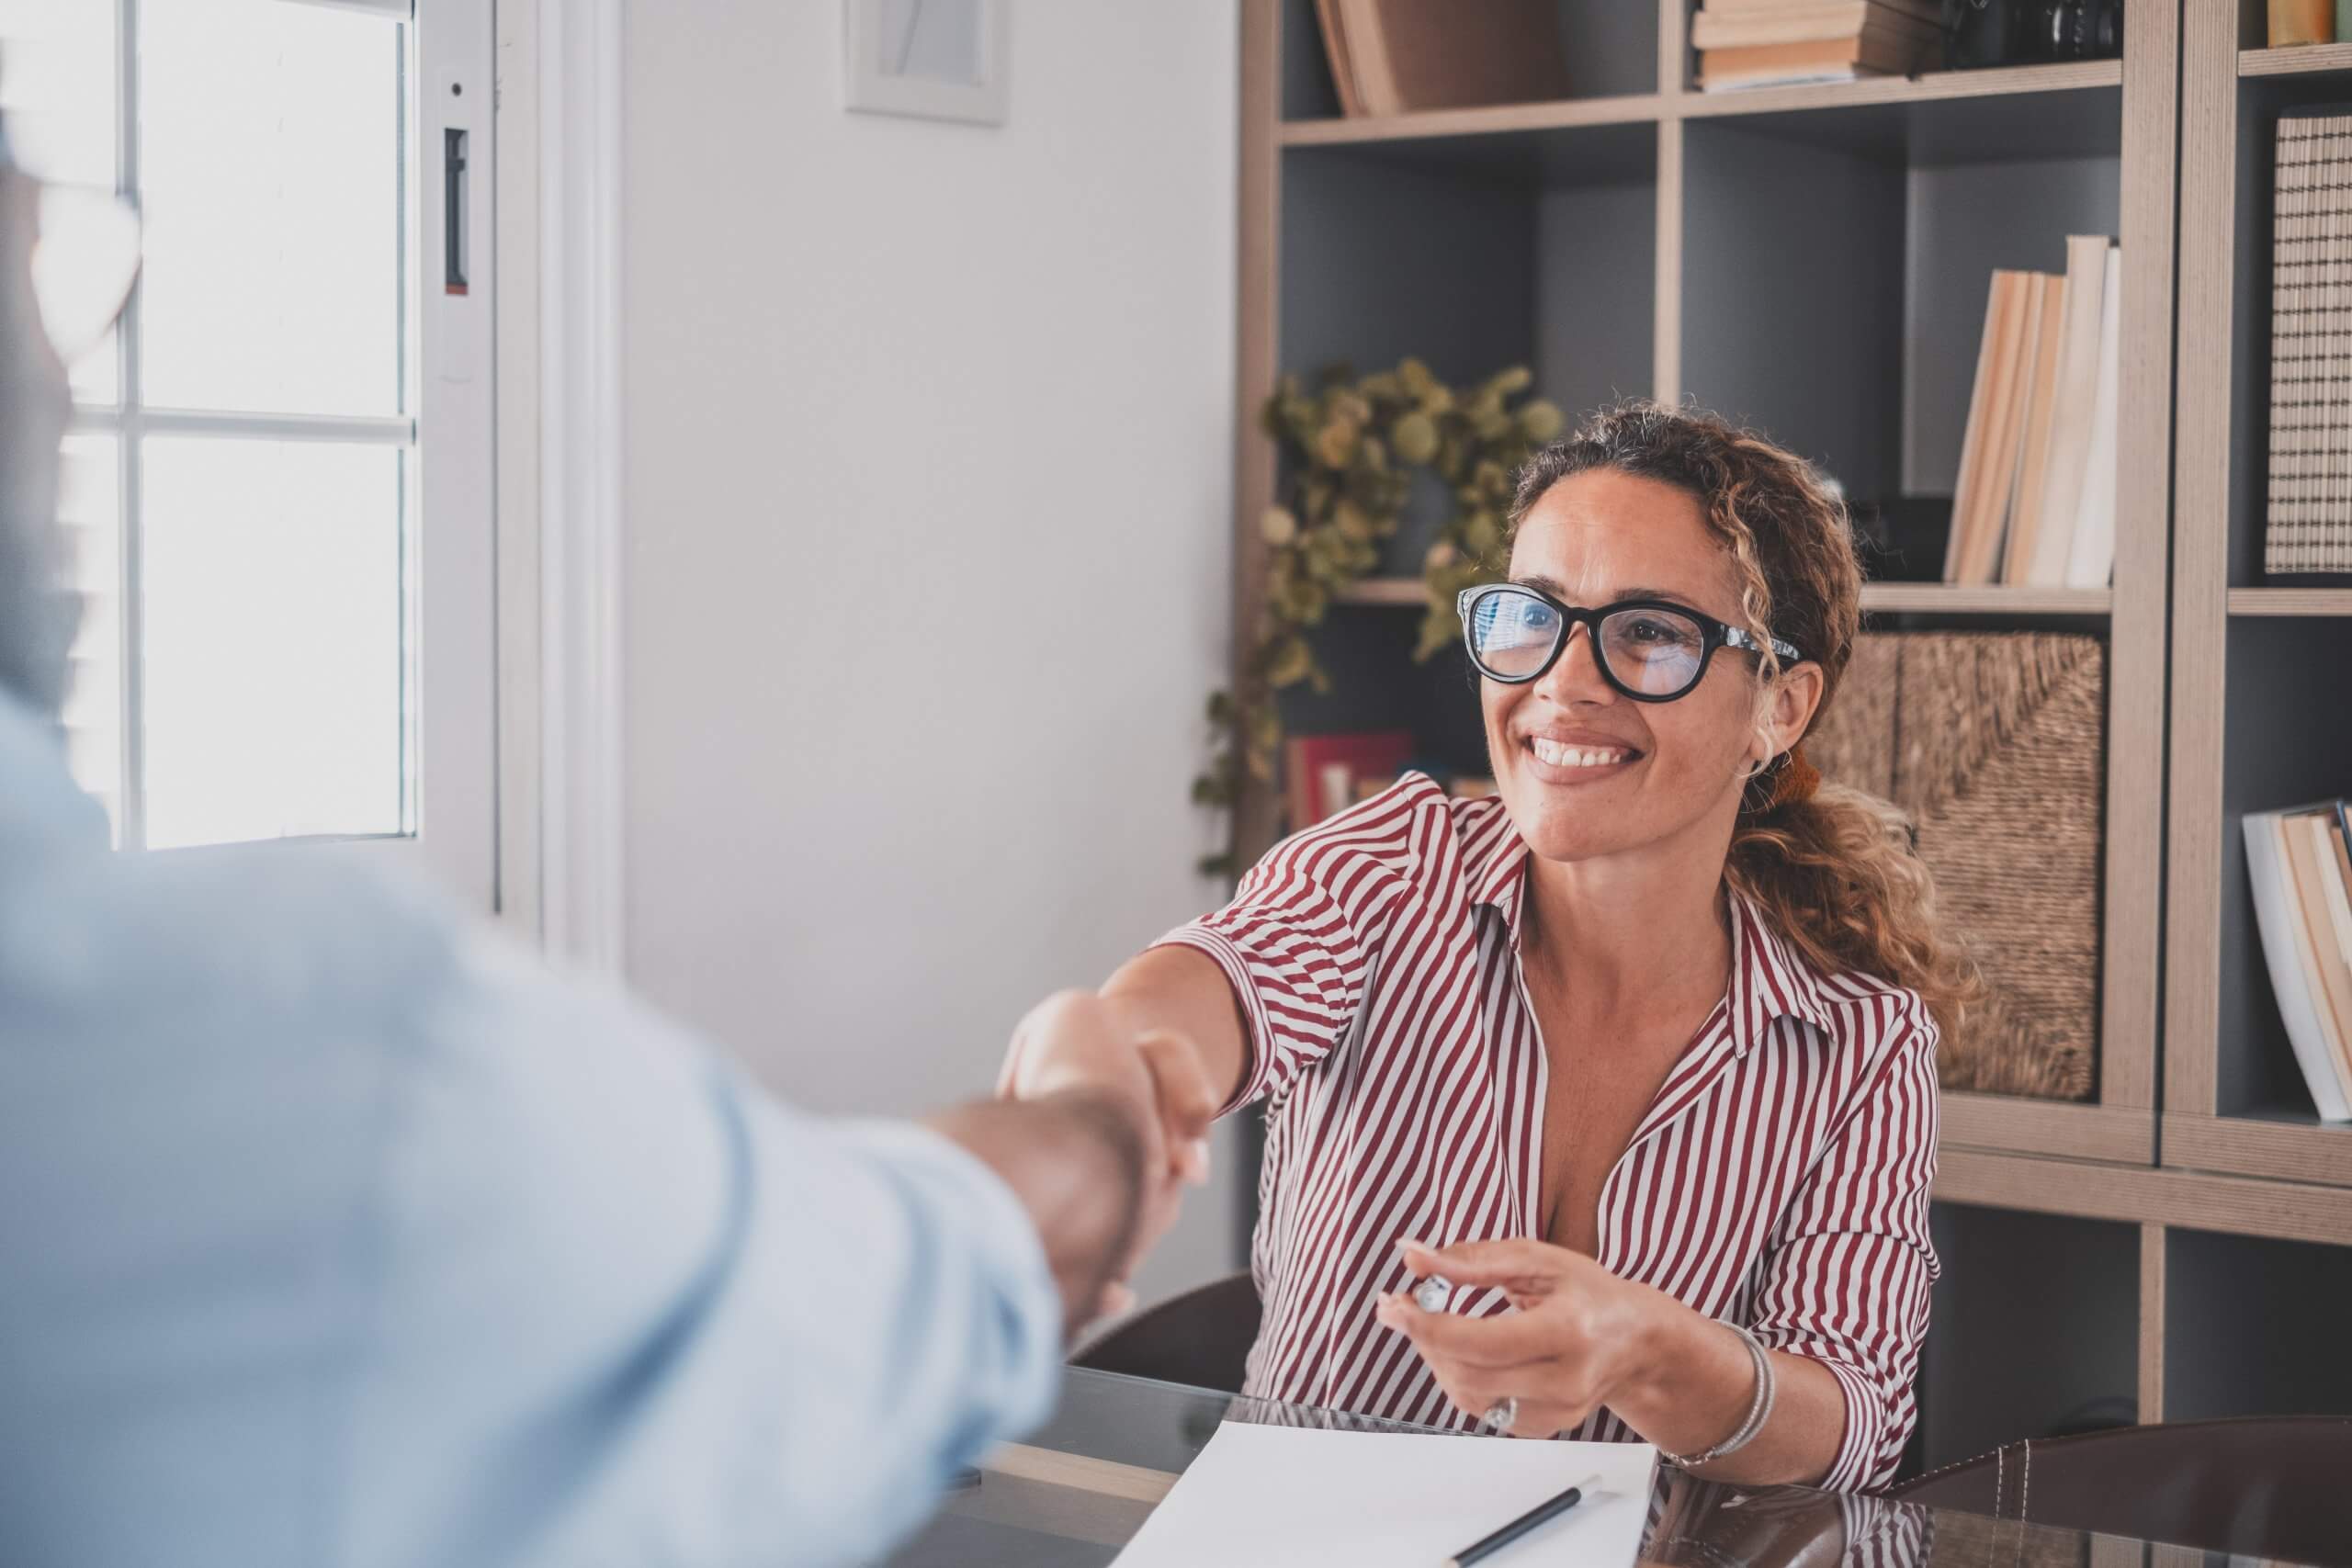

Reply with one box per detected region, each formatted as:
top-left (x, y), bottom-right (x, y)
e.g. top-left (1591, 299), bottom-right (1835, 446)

top-left (1512, 575), bottom-right (1707, 611)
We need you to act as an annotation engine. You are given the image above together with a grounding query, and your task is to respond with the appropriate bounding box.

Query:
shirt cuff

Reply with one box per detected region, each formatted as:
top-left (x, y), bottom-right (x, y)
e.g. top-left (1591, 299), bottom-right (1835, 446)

top-left (1151, 926), bottom-right (1273, 1114)
top-left (831, 1118), bottom-right (1065, 1436)
top-left (1799, 1351), bottom-right (1890, 1493)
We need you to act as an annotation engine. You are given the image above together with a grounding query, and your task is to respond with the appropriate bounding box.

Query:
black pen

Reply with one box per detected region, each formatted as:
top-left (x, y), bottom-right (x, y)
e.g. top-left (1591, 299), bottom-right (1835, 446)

top-left (1443, 1474), bottom-right (1601, 1568)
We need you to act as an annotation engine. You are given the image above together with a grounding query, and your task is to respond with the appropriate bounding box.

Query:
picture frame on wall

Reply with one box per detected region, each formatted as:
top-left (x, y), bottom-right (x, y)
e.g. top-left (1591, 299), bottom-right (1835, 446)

top-left (842, 0), bottom-right (1008, 127)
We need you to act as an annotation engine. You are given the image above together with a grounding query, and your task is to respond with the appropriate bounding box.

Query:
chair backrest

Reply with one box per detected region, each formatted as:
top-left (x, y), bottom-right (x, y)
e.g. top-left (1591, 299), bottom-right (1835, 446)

top-left (1069, 1269), bottom-right (1260, 1393)
top-left (1890, 1416), bottom-right (2352, 1565)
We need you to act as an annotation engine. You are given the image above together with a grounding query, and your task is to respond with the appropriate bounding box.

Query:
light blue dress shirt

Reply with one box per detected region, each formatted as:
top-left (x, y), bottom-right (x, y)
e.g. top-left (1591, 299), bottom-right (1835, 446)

top-left (0, 693), bottom-right (1063, 1568)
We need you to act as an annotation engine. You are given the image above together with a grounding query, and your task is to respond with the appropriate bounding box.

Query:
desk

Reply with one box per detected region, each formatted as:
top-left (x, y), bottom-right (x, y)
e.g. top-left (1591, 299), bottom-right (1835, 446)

top-left (888, 1368), bottom-right (2226, 1568)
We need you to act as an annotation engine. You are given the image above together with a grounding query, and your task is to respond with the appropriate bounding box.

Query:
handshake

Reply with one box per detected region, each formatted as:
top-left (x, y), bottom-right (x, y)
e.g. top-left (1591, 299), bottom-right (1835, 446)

top-left (977, 990), bottom-right (1223, 1334)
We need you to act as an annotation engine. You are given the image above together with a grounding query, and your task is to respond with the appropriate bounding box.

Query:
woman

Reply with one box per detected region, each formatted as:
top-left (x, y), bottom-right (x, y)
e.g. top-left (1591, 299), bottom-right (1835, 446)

top-left (1003, 400), bottom-right (1974, 1491)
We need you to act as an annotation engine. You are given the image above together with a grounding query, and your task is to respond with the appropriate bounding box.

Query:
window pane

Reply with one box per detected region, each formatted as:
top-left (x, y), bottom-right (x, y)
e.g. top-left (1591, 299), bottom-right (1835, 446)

top-left (58, 431), bottom-right (122, 839)
top-left (0, 0), bottom-right (121, 403)
top-left (141, 435), bottom-right (404, 848)
top-left (138, 1), bottom-right (401, 416)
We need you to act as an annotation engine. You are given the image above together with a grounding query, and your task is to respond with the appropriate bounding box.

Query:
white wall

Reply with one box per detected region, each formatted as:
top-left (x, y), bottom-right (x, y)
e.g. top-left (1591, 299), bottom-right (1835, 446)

top-left (620, 0), bottom-right (1242, 1302)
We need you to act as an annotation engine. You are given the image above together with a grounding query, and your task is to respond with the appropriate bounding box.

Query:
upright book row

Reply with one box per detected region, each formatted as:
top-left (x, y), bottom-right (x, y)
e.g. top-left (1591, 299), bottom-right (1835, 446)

top-left (1943, 237), bottom-right (2121, 589)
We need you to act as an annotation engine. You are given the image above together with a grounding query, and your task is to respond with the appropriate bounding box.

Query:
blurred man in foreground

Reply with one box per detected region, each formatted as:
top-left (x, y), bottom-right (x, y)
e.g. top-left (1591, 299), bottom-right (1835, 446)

top-left (0, 130), bottom-right (1212, 1568)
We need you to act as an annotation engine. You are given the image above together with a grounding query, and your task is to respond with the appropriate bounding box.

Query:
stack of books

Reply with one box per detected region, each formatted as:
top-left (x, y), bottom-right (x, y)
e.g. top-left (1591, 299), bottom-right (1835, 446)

top-left (2245, 799), bottom-right (2352, 1123)
top-left (1690, 0), bottom-right (1938, 92)
top-left (1941, 236), bottom-right (2122, 588)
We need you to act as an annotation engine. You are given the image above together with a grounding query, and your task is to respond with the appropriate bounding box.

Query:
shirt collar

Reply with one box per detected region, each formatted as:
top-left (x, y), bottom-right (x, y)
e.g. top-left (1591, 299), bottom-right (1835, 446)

top-left (1466, 808), bottom-right (1836, 1055)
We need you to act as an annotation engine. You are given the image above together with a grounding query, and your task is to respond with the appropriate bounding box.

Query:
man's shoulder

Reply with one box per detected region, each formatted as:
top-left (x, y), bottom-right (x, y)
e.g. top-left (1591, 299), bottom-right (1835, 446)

top-left (2, 840), bottom-right (469, 1030)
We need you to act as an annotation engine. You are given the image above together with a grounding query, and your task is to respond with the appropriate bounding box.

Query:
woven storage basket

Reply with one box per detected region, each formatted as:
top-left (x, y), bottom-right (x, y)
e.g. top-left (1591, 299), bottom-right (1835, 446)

top-left (1804, 632), bottom-right (2106, 1100)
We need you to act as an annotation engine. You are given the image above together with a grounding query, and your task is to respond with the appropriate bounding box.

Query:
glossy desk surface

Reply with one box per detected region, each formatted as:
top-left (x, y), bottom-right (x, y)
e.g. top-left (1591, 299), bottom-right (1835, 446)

top-left (888, 1367), bottom-right (2279, 1568)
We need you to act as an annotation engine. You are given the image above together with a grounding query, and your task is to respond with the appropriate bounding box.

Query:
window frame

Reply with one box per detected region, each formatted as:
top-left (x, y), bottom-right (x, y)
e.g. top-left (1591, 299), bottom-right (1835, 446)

top-left (62, 0), bottom-right (497, 909)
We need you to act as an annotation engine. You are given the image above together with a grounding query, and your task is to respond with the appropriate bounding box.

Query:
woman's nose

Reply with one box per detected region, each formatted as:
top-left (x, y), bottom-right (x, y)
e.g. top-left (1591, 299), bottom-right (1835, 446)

top-left (1538, 621), bottom-right (1616, 705)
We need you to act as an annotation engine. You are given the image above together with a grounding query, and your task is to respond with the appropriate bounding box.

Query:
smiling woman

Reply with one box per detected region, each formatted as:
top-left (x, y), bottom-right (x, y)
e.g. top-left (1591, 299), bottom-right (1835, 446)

top-left (1001, 400), bottom-right (1979, 1492)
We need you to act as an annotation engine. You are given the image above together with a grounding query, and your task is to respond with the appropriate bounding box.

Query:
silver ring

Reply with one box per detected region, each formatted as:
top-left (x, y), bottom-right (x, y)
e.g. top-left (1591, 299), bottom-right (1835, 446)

top-left (1481, 1397), bottom-right (1519, 1436)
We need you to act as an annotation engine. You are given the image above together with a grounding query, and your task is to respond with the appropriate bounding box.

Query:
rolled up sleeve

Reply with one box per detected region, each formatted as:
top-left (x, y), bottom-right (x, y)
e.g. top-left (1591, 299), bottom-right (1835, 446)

top-left (1153, 822), bottom-right (1399, 1113)
top-left (1748, 1000), bottom-right (1940, 1493)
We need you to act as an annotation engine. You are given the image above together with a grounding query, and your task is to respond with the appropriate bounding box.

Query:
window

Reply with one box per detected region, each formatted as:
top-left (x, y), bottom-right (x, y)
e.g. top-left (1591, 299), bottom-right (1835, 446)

top-left (3, 0), bottom-right (494, 904)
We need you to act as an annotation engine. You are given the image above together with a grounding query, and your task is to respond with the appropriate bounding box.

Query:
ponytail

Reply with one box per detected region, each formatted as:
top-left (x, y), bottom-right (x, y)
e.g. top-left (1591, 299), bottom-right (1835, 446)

top-left (1729, 781), bottom-right (1982, 1044)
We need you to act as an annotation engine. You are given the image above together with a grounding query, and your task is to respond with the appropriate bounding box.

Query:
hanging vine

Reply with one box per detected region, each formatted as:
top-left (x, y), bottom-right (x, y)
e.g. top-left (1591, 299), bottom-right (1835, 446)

top-left (1193, 358), bottom-right (1561, 878)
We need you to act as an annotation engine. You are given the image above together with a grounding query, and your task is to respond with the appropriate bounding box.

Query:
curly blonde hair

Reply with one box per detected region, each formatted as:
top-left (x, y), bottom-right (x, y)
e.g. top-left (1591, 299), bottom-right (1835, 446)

top-left (1508, 399), bottom-right (1981, 1043)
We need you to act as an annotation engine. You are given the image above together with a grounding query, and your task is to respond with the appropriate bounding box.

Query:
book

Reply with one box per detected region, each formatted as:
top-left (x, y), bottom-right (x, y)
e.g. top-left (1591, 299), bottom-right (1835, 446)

top-left (1696, 32), bottom-right (1919, 89)
top-left (1690, 2), bottom-right (1938, 51)
top-left (2023, 235), bottom-right (2113, 587)
top-left (2245, 806), bottom-right (2352, 1122)
top-left (1283, 730), bottom-right (1413, 832)
top-left (1972, 270), bottom-right (2045, 583)
top-left (2281, 810), bottom-right (2352, 1095)
top-left (1335, 0), bottom-right (1569, 118)
top-left (1313, 0), bottom-right (1366, 118)
top-left (1946, 271), bottom-right (2036, 585)
top-left (2303, 810), bottom-right (2352, 995)
top-left (2272, 0), bottom-right (2335, 46)
top-left (1946, 271), bottom-right (2018, 583)
top-left (2001, 272), bottom-right (2069, 584)
top-left (2267, 107), bottom-right (2352, 574)
top-left (2064, 243), bottom-right (2125, 588)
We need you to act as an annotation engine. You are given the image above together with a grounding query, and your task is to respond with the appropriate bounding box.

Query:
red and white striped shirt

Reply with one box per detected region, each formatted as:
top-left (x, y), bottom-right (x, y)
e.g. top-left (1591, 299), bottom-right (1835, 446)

top-left (1159, 773), bottom-right (1940, 1492)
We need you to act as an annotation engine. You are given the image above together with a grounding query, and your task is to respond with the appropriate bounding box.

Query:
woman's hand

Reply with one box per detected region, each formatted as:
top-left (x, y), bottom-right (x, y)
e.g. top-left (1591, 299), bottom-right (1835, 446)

top-left (998, 990), bottom-right (1216, 1317)
top-left (1374, 1237), bottom-right (1671, 1438)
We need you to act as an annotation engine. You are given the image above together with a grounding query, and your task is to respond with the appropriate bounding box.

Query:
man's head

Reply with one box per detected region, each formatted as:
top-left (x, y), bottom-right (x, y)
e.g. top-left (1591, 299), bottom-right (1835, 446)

top-left (0, 142), bottom-right (79, 719)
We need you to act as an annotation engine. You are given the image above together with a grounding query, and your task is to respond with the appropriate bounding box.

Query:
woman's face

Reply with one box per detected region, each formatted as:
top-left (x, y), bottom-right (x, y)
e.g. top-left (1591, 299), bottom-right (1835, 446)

top-left (1479, 468), bottom-right (1819, 865)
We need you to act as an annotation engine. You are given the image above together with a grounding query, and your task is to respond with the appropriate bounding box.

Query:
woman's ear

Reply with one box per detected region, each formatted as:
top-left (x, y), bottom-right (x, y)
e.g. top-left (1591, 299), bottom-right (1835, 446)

top-left (1763, 662), bottom-right (1825, 756)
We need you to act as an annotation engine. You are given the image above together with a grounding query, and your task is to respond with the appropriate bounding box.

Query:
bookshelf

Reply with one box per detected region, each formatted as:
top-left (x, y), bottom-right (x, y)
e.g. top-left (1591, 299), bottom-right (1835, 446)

top-left (2166, 0), bottom-right (2352, 1201)
top-left (1230, 0), bottom-right (2352, 1469)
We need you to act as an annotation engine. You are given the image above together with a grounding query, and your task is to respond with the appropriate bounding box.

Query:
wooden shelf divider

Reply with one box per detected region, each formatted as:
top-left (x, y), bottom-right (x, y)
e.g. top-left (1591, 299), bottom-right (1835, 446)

top-left (2225, 586), bottom-right (2352, 615)
top-left (1860, 583), bottom-right (2113, 615)
top-left (2239, 41), bottom-right (2352, 79)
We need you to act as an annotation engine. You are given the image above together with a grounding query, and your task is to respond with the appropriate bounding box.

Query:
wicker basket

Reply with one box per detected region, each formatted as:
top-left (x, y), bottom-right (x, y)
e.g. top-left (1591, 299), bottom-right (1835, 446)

top-left (1805, 632), bottom-right (2107, 1101)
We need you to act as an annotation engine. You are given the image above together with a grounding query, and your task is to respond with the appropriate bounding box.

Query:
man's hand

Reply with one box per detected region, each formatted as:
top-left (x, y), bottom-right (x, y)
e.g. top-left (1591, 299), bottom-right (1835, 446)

top-left (998, 990), bottom-right (1217, 1318)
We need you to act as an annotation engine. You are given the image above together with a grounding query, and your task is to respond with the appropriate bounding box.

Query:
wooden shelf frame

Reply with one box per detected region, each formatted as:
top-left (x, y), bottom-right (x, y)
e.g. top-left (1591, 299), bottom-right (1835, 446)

top-left (2166, 4), bottom-right (2352, 1190)
top-left (1228, 0), bottom-right (2352, 1452)
top-left (1237, 0), bottom-right (2174, 1168)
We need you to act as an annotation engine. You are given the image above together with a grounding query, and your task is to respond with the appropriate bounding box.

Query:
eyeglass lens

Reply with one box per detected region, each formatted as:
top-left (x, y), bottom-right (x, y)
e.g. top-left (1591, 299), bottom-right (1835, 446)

top-left (1464, 589), bottom-right (1709, 697)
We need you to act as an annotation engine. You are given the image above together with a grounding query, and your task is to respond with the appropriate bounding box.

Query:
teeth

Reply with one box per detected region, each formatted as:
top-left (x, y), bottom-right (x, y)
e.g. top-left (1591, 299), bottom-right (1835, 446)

top-left (1531, 739), bottom-right (1628, 769)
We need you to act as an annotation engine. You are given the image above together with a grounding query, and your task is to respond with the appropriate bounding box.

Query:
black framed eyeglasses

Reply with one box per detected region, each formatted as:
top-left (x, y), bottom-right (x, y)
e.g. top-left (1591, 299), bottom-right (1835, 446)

top-left (1456, 582), bottom-right (1804, 703)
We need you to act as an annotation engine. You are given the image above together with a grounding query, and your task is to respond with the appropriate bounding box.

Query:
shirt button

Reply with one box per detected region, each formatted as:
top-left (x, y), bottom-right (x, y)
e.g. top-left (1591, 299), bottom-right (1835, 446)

top-left (1412, 1274), bottom-right (1453, 1314)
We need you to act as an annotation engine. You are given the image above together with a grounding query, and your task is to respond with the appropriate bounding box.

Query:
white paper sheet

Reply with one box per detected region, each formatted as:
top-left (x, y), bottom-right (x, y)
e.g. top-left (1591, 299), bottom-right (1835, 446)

top-left (1111, 1423), bottom-right (1657, 1568)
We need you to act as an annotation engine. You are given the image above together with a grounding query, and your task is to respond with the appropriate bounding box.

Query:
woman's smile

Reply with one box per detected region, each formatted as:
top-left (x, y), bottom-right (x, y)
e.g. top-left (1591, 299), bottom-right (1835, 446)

top-left (1520, 727), bottom-right (1645, 785)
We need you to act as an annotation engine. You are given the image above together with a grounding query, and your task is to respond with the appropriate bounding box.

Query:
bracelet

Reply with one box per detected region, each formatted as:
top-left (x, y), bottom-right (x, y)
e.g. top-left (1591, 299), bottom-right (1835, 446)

top-left (1660, 1321), bottom-right (1776, 1470)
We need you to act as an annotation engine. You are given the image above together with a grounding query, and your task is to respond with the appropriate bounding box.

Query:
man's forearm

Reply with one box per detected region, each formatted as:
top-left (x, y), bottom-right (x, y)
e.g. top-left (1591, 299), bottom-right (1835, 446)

top-left (926, 1089), bottom-right (1147, 1337)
